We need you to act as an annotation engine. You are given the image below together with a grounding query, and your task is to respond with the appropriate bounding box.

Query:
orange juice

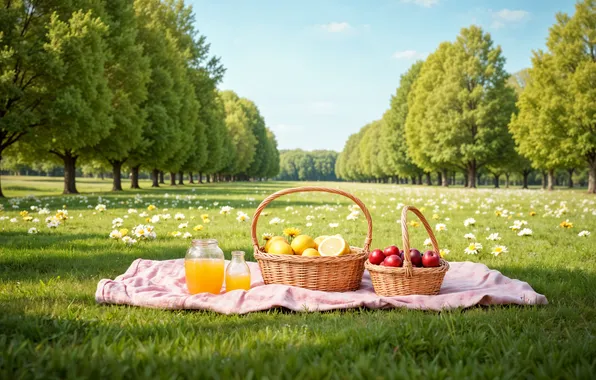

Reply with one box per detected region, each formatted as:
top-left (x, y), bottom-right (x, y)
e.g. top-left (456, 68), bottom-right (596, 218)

top-left (185, 258), bottom-right (224, 294)
top-left (226, 273), bottom-right (251, 291)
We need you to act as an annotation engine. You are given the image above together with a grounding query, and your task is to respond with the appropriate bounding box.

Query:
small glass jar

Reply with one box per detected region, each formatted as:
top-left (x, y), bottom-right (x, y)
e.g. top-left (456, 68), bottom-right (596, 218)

top-left (225, 251), bottom-right (251, 292)
top-left (185, 239), bottom-right (225, 294)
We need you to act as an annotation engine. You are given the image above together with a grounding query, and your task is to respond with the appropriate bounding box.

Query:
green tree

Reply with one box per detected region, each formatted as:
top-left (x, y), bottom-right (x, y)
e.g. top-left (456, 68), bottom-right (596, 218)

top-left (381, 61), bottom-right (427, 184)
top-left (24, 9), bottom-right (112, 194)
top-left (264, 128), bottom-right (280, 179)
top-left (89, 0), bottom-right (150, 191)
top-left (406, 26), bottom-right (517, 188)
top-left (510, 0), bottom-right (596, 193)
top-left (220, 90), bottom-right (257, 178)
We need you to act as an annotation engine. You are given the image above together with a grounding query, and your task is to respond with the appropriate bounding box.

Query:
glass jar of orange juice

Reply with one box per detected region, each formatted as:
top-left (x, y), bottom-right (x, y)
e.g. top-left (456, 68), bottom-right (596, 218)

top-left (225, 251), bottom-right (251, 292)
top-left (185, 239), bottom-right (224, 294)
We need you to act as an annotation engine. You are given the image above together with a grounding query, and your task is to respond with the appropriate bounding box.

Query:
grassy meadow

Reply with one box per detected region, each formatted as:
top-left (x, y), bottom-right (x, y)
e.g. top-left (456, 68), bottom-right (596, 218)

top-left (1, 176), bottom-right (595, 379)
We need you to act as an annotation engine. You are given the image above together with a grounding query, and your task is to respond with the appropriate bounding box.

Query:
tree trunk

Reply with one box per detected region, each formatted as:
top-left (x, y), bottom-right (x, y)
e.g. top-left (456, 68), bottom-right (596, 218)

top-left (547, 169), bottom-right (555, 191)
top-left (410, 176), bottom-right (416, 185)
top-left (436, 171), bottom-right (442, 187)
top-left (417, 174), bottom-right (423, 185)
top-left (587, 152), bottom-right (596, 194)
top-left (178, 171), bottom-right (184, 185)
top-left (425, 172), bottom-right (431, 185)
top-left (159, 171), bottom-right (165, 184)
top-left (493, 174), bottom-right (500, 188)
top-left (100, 172), bottom-right (105, 180)
top-left (541, 171), bottom-right (547, 189)
top-left (152, 169), bottom-right (160, 187)
top-left (111, 160), bottom-right (123, 191)
top-left (505, 173), bottom-right (510, 188)
top-left (61, 151), bottom-right (79, 194)
top-left (0, 154), bottom-right (4, 198)
top-left (567, 168), bottom-right (574, 188)
top-left (467, 161), bottom-right (477, 188)
top-left (131, 165), bottom-right (141, 189)
top-left (169, 172), bottom-right (176, 186)
top-left (522, 170), bottom-right (530, 189)
top-left (188, 172), bottom-right (194, 184)
top-left (206, 174), bottom-right (210, 183)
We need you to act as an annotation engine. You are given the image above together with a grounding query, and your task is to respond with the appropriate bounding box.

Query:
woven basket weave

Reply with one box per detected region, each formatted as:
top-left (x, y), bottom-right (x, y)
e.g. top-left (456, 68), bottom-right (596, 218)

top-left (365, 206), bottom-right (449, 296)
top-left (251, 186), bottom-right (372, 292)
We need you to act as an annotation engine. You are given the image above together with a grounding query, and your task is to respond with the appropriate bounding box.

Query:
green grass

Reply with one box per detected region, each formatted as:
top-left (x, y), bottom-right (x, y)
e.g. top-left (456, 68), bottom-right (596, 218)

top-left (1, 176), bottom-right (595, 379)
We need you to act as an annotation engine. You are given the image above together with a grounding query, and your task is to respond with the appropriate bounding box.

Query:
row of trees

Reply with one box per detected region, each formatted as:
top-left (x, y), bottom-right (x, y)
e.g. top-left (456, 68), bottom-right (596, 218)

top-left (0, 0), bottom-right (279, 197)
top-left (336, 1), bottom-right (595, 193)
top-left (277, 150), bottom-right (338, 181)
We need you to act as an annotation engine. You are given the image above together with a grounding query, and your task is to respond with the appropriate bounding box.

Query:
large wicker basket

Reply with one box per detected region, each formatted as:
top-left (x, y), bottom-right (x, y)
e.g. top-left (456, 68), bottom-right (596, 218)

top-left (365, 206), bottom-right (449, 296)
top-left (251, 186), bottom-right (373, 292)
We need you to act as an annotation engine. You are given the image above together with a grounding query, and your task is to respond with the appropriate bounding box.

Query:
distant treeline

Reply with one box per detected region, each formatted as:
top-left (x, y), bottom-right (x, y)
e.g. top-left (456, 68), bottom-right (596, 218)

top-left (277, 150), bottom-right (338, 181)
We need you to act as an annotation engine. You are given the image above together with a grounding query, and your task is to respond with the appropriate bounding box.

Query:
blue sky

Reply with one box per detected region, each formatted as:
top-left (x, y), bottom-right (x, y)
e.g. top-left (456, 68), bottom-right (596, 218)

top-left (190, 0), bottom-right (577, 152)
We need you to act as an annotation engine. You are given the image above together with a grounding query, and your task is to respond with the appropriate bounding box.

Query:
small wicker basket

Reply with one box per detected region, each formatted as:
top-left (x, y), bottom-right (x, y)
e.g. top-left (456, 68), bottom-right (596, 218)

top-left (365, 206), bottom-right (449, 296)
top-left (251, 186), bottom-right (372, 292)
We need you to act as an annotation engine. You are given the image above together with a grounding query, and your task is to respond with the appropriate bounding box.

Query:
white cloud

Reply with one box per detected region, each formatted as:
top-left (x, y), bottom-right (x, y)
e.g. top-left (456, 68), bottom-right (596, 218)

top-left (401, 0), bottom-right (440, 8)
top-left (319, 22), bottom-right (352, 33)
top-left (490, 9), bottom-right (529, 29)
top-left (392, 50), bottom-right (426, 60)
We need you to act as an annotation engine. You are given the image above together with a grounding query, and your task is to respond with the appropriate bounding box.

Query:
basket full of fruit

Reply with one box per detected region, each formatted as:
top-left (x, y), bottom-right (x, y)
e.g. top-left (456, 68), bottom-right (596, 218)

top-left (365, 206), bottom-right (449, 296)
top-left (251, 186), bottom-right (372, 292)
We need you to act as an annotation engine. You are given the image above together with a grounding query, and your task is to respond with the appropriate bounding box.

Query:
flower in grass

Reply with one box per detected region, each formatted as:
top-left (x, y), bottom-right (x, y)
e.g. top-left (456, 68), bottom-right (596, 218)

top-left (28, 227), bottom-right (38, 234)
top-left (109, 229), bottom-right (122, 239)
top-left (306, 215), bottom-right (315, 221)
top-left (329, 223), bottom-right (339, 228)
top-left (10, 217), bottom-right (18, 223)
top-left (170, 231), bottom-right (182, 237)
top-left (439, 248), bottom-right (450, 258)
top-left (220, 206), bottom-right (234, 215)
top-left (486, 233), bottom-right (501, 241)
top-left (236, 212), bottom-right (250, 222)
top-left (559, 220), bottom-right (573, 229)
top-left (128, 208), bottom-right (138, 214)
top-left (122, 236), bottom-right (137, 246)
top-left (409, 220), bottom-right (420, 228)
top-left (32, 218), bottom-right (39, 223)
top-left (193, 225), bottom-right (204, 232)
top-left (269, 217), bottom-right (283, 225)
top-left (112, 218), bottom-right (124, 228)
top-left (306, 222), bottom-right (312, 227)
top-left (464, 233), bottom-right (476, 240)
top-left (132, 224), bottom-right (156, 239)
top-left (139, 211), bottom-right (149, 217)
top-left (20, 211), bottom-right (29, 218)
top-left (464, 242), bottom-right (482, 255)
top-left (95, 204), bottom-right (107, 212)
top-left (517, 228), bottom-right (532, 237)
top-left (509, 220), bottom-right (528, 231)
top-left (463, 218), bottom-right (476, 227)
top-left (147, 204), bottom-right (156, 211)
top-left (283, 227), bottom-right (301, 239)
top-left (435, 223), bottom-right (447, 232)
top-left (262, 232), bottom-right (273, 241)
top-left (529, 211), bottom-right (536, 217)
top-left (432, 214), bottom-right (440, 220)
top-left (38, 208), bottom-right (50, 215)
top-left (491, 245), bottom-right (508, 256)
top-left (22, 215), bottom-right (33, 222)
top-left (578, 230), bottom-right (590, 237)
top-left (423, 238), bottom-right (432, 247)
top-left (174, 213), bottom-right (185, 221)
top-left (119, 228), bottom-right (128, 237)
top-left (494, 210), bottom-right (502, 217)
top-left (182, 232), bottom-right (192, 239)
top-left (47, 220), bottom-right (60, 228)
top-left (150, 215), bottom-right (160, 224)
top-left (55, 209), bottom-right (68, 221)
top-left (201, 214), bottom-right (210, 223)
top-left (178, 222), bottom-right (188, 229)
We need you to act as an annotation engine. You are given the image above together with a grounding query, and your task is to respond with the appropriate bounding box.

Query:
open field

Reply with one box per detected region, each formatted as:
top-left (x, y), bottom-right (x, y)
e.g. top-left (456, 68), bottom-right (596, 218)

top-left (1, 176), bottom-right (595, 378)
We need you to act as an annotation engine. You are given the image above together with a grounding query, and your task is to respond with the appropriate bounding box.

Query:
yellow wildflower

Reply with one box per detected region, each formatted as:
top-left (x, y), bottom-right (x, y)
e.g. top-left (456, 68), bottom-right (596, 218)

top-left (409, 220), bottom-right (420, 228)
top-left (119, 228), bottom-right (129, 237)
top-left (193, 225), bottom-right (203, 231)
top-left (529, 211), bottom-right (536, 216)
top-left (20, 211), bottom-right (29, 217)
top-left (147, 205), bottom-right (156, 211)
top-left (559, 220), bottom-right (573, 229)
top-left (283, 227), bottom-right (301, 238)
top-left (262, 232), bottom-right (273, 241)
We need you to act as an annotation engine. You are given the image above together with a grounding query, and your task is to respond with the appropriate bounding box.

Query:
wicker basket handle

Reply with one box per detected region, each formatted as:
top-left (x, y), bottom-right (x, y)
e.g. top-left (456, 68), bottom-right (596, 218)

top-left (400, 206), bottom-right (441, 276)
top-left (251, 186), bottom-right (373, 252)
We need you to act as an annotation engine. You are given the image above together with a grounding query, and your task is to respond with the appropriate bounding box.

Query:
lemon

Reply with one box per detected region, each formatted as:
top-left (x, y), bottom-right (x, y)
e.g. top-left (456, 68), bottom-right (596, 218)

top-left (267, 240), bottom-right (294, 255)
top-left (291, 235), bottom-right (316, 255)
top-left (302, 248), bottom-right (320, 257)
top-left (333, 234), bottom-right (351, 254)
top-left (318, 236), bottom-right (348, 257)
top-left (264, 236), bottom-right (287, 252)
top-left (314, 235), bottom-right (329, 249)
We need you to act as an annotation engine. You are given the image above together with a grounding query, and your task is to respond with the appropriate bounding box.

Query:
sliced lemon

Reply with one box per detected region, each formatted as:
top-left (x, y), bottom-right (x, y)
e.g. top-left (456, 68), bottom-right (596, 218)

top-left (318, 236), bottom-right (348, 257)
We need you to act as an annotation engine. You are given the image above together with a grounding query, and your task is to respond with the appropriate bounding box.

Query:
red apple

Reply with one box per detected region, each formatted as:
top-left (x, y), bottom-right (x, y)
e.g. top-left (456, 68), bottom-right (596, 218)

top-left (384, 245), bottom-right (400, 257)
top-left (422, 250), bottom-right (440, 268)
top-left (369, 249), bottom-right (386, 265)
top-left (399, 250), bottom-right (405, 260)
top-left (409, 248), bottom-right (423, 267)
top-left (383, 254), bottom-right (403, 267)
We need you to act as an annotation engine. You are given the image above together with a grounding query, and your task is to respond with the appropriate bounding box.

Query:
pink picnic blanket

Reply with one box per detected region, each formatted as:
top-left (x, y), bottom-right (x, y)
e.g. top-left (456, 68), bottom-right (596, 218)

top-left (95, 259), bottom-right (547, 314)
